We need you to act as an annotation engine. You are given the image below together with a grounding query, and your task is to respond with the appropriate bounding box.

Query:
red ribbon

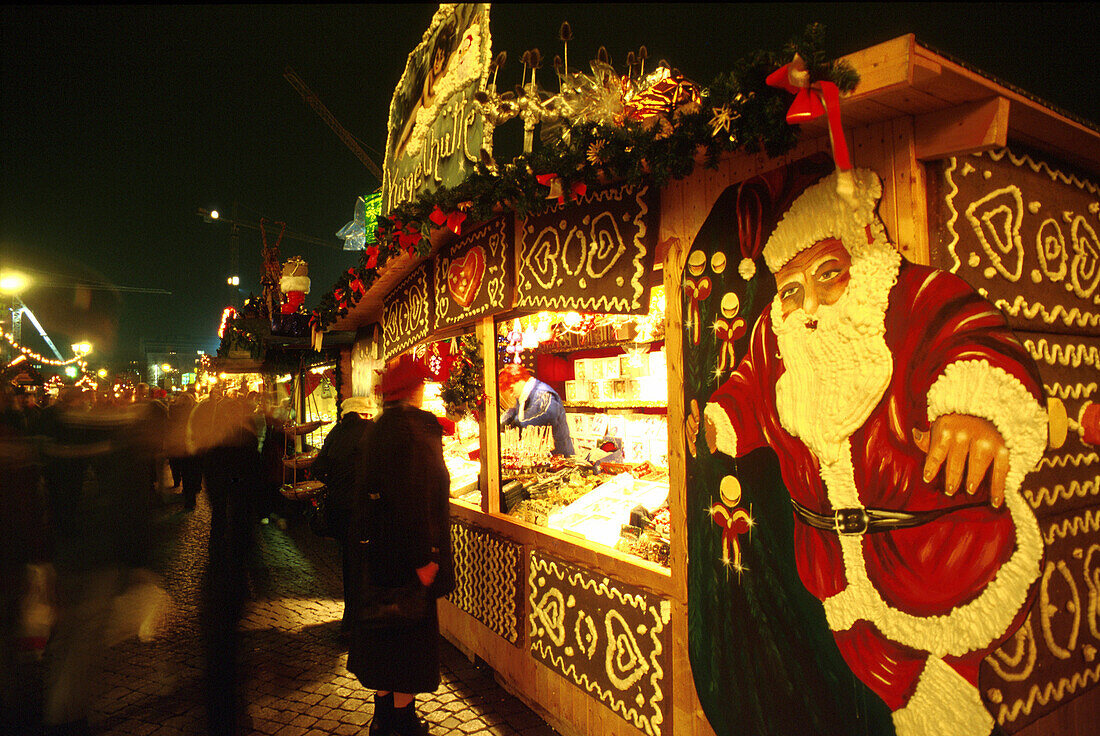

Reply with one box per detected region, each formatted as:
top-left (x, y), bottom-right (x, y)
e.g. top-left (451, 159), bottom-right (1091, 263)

top-left (397, 224), bottom-right (423, 255)
top-left (364, 244), bottom-right (380, 269)
top-left (429, 205), bottom-right (467, 236)
top-left (765, 55), bottom-right (852, 174)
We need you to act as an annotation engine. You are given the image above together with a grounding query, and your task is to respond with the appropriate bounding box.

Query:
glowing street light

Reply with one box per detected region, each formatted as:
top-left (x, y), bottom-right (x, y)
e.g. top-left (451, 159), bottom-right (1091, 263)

top-left (0, 271), bottom-right (29, 294)
top-left (71, 341), bottom-right (92, 357)
top-left (97, 368), bottom-right (108, 378)
top-left (227, 275), bottom-right (240, 286)
top-left (210, 210), bottom-right (220, 220)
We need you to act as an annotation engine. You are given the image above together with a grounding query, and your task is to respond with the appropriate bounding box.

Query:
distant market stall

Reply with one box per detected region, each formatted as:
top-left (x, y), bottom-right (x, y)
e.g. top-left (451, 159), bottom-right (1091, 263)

top-left (313, 6), bottom-right (1100, 736)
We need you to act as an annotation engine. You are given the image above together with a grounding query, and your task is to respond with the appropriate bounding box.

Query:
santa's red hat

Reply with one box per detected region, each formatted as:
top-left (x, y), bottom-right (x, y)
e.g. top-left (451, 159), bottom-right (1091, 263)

top-left (763, 168), bottom-right (885, 273)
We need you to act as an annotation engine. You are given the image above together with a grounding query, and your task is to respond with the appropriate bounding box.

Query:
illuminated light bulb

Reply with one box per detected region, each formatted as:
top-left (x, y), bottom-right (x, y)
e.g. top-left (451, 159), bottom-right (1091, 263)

top-left (210, 210), bottom-right (219, 220)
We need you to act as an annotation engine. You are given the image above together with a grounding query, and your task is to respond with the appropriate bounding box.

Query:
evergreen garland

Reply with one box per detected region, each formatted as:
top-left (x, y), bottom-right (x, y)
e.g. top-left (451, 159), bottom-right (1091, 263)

top-left (307, 24), bottom-right (857, 331)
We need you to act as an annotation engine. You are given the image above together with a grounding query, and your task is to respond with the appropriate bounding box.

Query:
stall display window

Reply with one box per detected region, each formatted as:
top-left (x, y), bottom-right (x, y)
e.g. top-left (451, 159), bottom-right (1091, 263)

top-left (493, 299), bottom-right (671, 567)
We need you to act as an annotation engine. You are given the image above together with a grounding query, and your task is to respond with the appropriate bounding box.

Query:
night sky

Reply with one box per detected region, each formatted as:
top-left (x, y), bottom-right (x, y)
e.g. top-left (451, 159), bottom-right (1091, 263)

top-left (2, 3), bottom-right (1095, 365)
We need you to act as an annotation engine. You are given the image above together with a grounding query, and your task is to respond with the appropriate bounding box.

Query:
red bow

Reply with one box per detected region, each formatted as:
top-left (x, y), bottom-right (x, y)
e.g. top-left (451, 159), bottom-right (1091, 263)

top-left (364, 244), bottom-right (380, 269)
top-left (397, 223), bottom-right (423, 256)
top-left (766, 55), bottom-right (852, 176)
top-left (347, 268), bottom-right (367, 297)
top-left (429, 205), bottom-right (467, 236)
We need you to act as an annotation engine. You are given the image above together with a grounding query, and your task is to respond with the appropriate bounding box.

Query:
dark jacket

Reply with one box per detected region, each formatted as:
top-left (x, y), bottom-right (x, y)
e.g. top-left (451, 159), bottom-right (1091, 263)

top-left (311, 412), bottom-right (372, 518)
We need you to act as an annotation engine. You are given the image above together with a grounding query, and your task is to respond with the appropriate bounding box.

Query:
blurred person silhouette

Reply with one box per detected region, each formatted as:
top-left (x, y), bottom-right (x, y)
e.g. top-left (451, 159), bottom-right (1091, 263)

top-left (166, 391), bottom-right (201, 510)
top-left (498, 363), bottom-right (574, 456)
top-left (197, 394), bottom-right (263, 736)
top-left (257, 396), bottom-right (292, 529)
top-left (37, 386), bottom-right (161, 735)
top-left (1, 384), bottom-right (50, 732)
top-left (347, 358), bottom-right (454, 736)
top-left (310, 395), bottom-right (374, 635)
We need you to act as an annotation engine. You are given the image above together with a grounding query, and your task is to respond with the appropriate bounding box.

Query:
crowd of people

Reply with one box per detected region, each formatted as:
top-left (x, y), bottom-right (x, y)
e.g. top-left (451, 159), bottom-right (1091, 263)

top-left (1, 359), bottom-right (455, 736)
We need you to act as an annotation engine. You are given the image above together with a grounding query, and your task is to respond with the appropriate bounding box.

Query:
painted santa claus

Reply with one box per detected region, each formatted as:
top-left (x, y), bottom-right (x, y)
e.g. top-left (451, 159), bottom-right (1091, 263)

top-left (688, 168), bottom-right (1048, 735)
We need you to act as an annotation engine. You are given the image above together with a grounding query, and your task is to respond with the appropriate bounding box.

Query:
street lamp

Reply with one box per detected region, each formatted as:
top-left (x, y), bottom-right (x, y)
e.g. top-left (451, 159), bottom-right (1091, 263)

top-left (0, 271), bottom-right (29, 294)
top-left (71, 341), bottom-right (92, 357)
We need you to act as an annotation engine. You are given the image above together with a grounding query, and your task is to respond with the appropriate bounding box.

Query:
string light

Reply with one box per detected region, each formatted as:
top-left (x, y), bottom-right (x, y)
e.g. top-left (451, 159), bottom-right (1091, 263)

top-left (1, 329), bottom-right (87, 366)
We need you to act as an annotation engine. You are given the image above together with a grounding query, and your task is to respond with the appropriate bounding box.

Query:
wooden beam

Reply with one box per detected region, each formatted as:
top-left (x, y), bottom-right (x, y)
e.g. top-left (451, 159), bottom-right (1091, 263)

top-left (476, 315), bottom-right (501, 514)
top-left (915, 96), bottom-right (1009, 160)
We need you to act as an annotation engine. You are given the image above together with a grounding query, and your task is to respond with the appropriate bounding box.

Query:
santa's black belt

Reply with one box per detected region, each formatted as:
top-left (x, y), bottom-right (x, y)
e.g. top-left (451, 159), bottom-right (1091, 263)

top-left (790, 498), bottom-right (987, 535)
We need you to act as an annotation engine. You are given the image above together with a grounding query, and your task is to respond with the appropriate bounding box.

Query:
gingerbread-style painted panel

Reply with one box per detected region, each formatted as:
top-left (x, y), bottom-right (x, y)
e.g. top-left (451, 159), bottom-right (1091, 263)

top-left (929, 148), bottom-right (1100, 338)
top-left (1014, 330), bottom-right (1100, 520)
top-left (517, 182), bottom-right (658, 314)
top-left (382, 263), bottom-right (432, 360)
top-left (433, 214), bottom-right (514, 330)
top-left (982, 502), bottom-right (1100, 731)
top-left (528, 550), bottom-right (670, 736)
top-left (448, 519), bottom-right (523, 645)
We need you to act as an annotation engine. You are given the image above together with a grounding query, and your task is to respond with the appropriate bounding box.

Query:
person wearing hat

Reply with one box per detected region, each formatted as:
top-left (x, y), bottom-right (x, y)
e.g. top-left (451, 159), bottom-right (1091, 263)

top-left (686, 169), bottom-right (1047, 735)
top-left (347, 357), bottom-right (454, 736)
top-left (311, 395), bottom-right (375, 633)
top-left (498, 363), bottom-right (574, 456)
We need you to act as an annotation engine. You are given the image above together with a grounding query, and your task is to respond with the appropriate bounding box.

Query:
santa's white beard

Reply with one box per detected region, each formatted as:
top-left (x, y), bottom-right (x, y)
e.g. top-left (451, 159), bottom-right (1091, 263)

top-left (772, 246), bottom-right (899, 465)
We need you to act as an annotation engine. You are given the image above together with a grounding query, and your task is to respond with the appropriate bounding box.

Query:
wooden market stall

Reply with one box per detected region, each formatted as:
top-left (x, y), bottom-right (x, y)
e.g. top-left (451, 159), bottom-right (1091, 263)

top-left (318, 28), bottom-right (1099, 736)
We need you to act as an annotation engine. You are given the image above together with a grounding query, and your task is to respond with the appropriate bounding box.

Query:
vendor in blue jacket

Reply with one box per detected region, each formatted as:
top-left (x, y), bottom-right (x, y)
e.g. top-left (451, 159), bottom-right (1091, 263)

top-left (498, 363), bottom-right (574, 456)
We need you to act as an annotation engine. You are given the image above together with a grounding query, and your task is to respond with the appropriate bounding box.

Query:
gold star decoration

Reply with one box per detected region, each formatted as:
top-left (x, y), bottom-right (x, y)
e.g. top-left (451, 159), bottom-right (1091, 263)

top-left (586, 139), bottom-right (607, 164)
top-left (709, 105), bottom-right (735, 137)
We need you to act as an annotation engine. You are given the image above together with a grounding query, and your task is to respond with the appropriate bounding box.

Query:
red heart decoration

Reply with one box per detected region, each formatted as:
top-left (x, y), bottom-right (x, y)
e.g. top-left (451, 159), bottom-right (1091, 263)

top-left (447, 245), bottom-right (486, 308)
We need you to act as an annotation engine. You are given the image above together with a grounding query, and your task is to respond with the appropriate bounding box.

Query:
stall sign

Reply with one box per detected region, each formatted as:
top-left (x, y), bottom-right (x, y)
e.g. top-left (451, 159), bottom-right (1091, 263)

top-left (382, 3), bottom-right (492, 215)
top-left (433, 213), bottom-right (515, 329)
top-left (383, 263), bottom-right (433, 361)
top-left (517, 182), bottom-right (658, 314)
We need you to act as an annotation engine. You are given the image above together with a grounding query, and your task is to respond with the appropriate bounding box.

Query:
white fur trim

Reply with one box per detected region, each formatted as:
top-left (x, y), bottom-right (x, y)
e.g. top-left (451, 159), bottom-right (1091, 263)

top-left (926, 360), bottom-right (1048, 496)
top-left (821, 467), bottom-right (1042, 658)
top-left (891, 657), bottom-right (993, 736)
top-left (280, 275), bottom-right (311, 294)
top-left (763, 168), bottom-right (885, 272)
top-left (704, 401), bottom-right (737, 458)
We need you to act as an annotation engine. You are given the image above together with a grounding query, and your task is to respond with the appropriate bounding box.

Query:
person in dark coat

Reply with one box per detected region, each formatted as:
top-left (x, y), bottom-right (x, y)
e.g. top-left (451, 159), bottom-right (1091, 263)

top-left (167, 392), bottom-right (201, 509)
top-left (347, 358), bottom-right (453, 736)
top-left (197, 395), bottom-right (262, 736)
top-left (310, 395), bottom-right (373, 632)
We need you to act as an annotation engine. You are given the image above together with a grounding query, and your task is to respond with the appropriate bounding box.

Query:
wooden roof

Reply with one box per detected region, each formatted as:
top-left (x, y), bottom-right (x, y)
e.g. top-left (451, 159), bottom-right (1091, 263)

top-left (830, 35), bottom-right (1100, 172)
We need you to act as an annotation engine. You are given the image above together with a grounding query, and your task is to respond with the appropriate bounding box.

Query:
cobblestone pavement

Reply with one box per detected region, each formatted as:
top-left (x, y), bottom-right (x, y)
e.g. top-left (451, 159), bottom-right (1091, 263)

top-left (87, 489), bottom-right (557, 736)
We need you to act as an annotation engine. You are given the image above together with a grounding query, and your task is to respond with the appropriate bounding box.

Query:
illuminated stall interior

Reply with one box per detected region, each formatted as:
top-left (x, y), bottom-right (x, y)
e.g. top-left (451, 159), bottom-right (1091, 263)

top-left (490, 287), bottom-right (670, 566)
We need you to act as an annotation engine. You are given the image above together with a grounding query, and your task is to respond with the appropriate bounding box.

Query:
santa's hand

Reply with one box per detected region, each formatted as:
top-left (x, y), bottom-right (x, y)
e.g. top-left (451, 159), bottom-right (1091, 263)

top-left (686, 400), bottom-right (700, 457)
top-left (914, 414), bottom-right (1010, 508)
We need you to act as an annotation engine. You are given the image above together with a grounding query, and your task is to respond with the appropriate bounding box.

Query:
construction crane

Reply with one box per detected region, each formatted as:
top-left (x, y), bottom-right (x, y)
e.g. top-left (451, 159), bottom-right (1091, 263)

top-left (284, 66), bottom-right (384, 182)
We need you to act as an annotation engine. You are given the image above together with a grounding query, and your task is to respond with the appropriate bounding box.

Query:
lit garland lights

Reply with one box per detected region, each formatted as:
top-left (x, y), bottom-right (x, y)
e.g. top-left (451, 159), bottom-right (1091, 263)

top-left (2, 329), bottom-right (88, 367)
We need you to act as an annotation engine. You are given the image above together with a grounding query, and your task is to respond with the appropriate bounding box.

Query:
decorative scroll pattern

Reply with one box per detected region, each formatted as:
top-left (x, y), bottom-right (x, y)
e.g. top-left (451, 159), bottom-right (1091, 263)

top-left (448, 520), bottom-right (522, 644)
top-left (382, 263), bottom-right (431, 360)
top-left (980, 325), bottom-right (1100, 730)
top-left (528, 550), bottom-right (670, 736)
top-left (933, 149), bottom-right (1100, 338)
top-left (517, 183), bottom-right (658, 314)
top-left (984, 505), bottom-right (1100, 730)
top-left (433, 214), bottom-right (514, 330)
